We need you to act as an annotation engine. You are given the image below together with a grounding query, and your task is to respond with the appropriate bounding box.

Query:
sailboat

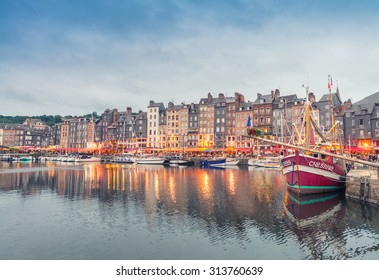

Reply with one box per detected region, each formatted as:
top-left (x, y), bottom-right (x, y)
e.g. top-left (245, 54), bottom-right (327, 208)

top-left (281, 78), bottom-right (346, 195)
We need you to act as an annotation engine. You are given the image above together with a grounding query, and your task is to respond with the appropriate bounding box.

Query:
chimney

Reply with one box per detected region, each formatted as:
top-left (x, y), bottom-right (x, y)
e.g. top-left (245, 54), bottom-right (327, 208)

top-left (271, 90), bottom-right (274, 98)
top-left (308, 92), bottom-right (316, 103)
top-left (207, 92), bottom-right (213, 102)
top-left (126, 107), bottom-right (132, 115)
top-left (275, 89), bottom-right (280, 98)
top-left (149, 100), bottom-right (154, 106)
top-left (218, 93), bottom-right (225, 99)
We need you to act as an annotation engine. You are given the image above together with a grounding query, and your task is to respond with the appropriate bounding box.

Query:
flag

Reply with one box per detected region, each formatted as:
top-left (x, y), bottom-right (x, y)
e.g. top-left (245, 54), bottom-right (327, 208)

top-left (328, 75), bottom-right (333, 89)
top-left (246, 115), bottom-right (252, 128)
top-left (246, 115), bottom-right (254, 135)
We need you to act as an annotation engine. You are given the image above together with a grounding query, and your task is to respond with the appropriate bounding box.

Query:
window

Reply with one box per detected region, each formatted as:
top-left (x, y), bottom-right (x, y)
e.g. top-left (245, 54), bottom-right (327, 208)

top-left (359, 119), bottom-right (363, 125)
top-left (352, 119), bottom-right (355, 126)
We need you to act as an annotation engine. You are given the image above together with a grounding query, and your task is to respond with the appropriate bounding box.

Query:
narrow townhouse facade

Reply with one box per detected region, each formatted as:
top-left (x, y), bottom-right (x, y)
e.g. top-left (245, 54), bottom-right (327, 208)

top-left (214, 93), bottom-right (226, 149)
top-left (60, 120), bottom-right (69, 148)
top-left (235, 102), bottom-right (254, 152)
top-left (198, 93), bottom-right (214, 148)
top-left (50, 123), bottom-right (62, 146)
top-left (178, 103), bottom-right (189, 150)
top-left (166, 102), bottom-right (182, 150)
top-left (147, 101), bottom-right (166, 149)
top-left (187, 103), bottom-right (199, 148)
top-left (134, 110), bottom-right (147, 149)
top-left (253, 93), bottom-right (273, 135)
top-left (226, 92), bottom-right (245, 150)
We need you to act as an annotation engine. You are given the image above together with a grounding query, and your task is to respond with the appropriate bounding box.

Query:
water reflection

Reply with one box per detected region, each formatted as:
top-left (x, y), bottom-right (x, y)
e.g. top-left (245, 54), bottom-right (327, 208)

top-left (1, 162), bottom-right (379, 259)
top-left (0, 163), bottom-right (286, 233)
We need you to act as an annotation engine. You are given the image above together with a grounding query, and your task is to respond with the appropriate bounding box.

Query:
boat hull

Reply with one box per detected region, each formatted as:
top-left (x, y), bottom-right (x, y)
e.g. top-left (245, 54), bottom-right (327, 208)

top-left (134, 158), bottom-right (167, 165)
top-left (169, 159), bottom-right (195, 166)
top-left (75, 157), bottom-right (101, 162)
top-left (248, 157), bottom-right (280, 168)
top-left (200, 158), bottom-right (226, 167)
top-left (282, 151), bottom-right (346, 195)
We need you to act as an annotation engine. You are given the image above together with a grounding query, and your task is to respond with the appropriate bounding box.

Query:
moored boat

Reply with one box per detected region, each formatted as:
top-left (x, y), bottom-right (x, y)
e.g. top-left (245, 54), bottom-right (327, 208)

top-left (133, 156), bottom-right (168, 165)
top-left (75, 155), bottom-right (101, 162)
top-left (248, 156), bottom-right (280, 168)
top-left (199, 158), bottom-right (226, 167)
top-left (246, 76), bottom-right (347, 195)
top-left (282, 150), bottom-right (346, 195)
top-left (112, 155), bottom-right (134, 164)
top-left (169, 158), bottom-right (195, 166)
top-left (225, 158), bottom-right (240, 165)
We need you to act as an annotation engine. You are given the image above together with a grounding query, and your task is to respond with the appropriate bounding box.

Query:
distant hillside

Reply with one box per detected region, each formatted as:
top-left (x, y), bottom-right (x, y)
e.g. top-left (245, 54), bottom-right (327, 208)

top-left (0, 115), bottom-right (62, 127)
top-left (0, 112), bottom-right (98, 127)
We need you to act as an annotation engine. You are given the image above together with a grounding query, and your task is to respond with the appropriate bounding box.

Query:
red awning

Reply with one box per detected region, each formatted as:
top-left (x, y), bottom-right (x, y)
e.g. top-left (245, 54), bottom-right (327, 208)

top-left (346, 146), bottom-right (373, 153)
top-left (236, 148), bottom-right (252, 152)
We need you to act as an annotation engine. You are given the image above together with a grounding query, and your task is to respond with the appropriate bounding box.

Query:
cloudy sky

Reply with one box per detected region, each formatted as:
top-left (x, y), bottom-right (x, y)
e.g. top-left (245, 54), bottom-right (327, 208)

top-left (1, 0), bottom-right (378, 116)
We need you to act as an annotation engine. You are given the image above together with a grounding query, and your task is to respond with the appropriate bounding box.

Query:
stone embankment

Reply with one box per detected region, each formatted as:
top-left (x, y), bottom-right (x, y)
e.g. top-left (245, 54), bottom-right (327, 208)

top-left (346, 169), bottom-right (379, 205)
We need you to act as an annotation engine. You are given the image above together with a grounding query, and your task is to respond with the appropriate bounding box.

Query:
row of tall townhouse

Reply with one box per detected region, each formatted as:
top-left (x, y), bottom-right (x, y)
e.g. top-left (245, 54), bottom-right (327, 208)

top-left (0, 123), bottom-right (50, 148)
top-left (139, 90), bottom-right (331, 150)
top-left (7, 89), bottom-right (379, 153)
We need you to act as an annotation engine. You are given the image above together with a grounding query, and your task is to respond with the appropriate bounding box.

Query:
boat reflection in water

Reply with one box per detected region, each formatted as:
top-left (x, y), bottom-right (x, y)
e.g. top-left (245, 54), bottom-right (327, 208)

top-left (284, 191), bottom-right (345, 228)
top-left (283, 190), bottom-right (347, 259)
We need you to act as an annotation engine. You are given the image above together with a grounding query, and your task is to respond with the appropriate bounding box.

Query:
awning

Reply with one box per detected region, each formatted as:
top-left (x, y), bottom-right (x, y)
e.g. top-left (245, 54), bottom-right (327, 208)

top-left (236, 148), bottom-right (252, 152)
top-left (346, 146), bottom-right (373, 153)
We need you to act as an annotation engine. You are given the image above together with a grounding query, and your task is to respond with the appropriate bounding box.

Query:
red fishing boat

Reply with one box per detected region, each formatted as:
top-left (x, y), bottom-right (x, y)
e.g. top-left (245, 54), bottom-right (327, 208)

top-left (282, 150), bottom-right (346, 195)
top-left (281, 77), bottom-right (346, 195)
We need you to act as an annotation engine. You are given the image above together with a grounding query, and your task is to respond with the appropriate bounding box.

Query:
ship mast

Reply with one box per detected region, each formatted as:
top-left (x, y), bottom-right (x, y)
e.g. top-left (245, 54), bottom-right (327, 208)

top-left (303, 83), bottom-right (311, 149)
top-left (328, 75), bottom-right (336, 141)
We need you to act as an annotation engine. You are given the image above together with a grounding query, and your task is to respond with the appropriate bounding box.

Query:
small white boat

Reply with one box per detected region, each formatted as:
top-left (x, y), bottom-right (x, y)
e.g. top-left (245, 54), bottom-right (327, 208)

top-left (75, 155), bottom-right (101, 162)
top-left (133, 156), bottom-right (168, 165)
top-left (169, 158), bottom-right (195, 166)
top-left (225, 158), bottom-right (240, 165)
top-left (248, 156), bottom-right (281, 168)
top-left (66, 156), bottom-right (77, 162)
top-left (112, 155), bottom-right (134, 164)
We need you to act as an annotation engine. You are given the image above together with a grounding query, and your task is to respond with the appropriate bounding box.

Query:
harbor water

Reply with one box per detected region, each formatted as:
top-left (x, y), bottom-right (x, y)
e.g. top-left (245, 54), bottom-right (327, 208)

top-left (1, 161), bottom-right (379, 260)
